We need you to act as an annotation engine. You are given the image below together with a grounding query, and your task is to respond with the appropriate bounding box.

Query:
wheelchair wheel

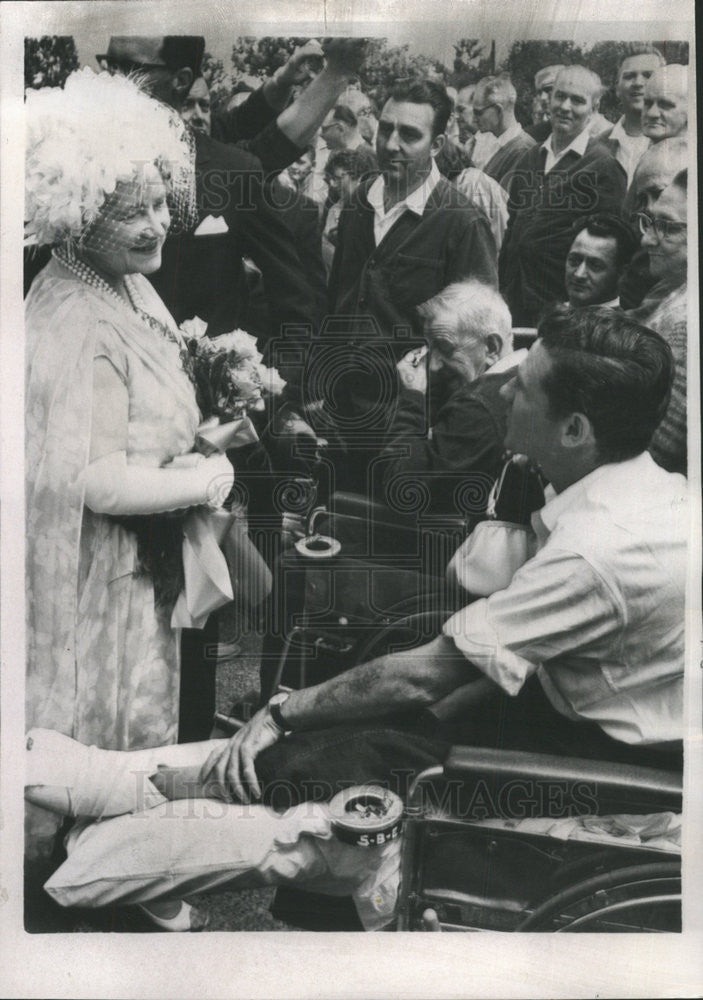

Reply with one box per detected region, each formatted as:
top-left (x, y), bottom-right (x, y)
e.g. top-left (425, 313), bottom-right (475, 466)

top-left (517, 861), bottom-right (681, 932)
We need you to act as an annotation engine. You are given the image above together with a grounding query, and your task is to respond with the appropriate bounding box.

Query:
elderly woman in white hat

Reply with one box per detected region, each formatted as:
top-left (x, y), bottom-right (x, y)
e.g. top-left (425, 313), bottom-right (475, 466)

top-left (24, 69), bottom-right (233, 926)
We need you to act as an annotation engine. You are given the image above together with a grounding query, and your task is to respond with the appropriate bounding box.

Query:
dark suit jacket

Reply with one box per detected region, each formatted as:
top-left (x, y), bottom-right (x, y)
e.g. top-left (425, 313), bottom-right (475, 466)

top-left (377, 367), bottom-right (517, 514)
top-left (329, 175), bottom-right (498, 340)
top-left (148, 132), bottom-right (320, 400)
top-left (323, 175), bottom-right (499, 445)
top-left (499, 137), bottom-right (627, 325)
top-left (483, 129), bottom-right (536, 190)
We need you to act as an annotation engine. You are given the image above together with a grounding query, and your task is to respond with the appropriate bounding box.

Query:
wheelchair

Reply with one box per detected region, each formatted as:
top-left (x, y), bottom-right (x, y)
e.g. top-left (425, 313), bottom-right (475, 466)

top-left (397, 747), bottom-right (681, 932)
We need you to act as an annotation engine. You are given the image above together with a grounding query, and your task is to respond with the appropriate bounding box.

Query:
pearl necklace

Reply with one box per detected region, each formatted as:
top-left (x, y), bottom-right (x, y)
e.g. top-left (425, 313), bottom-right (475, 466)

top-left (53, 245), bottom-right (195, 383)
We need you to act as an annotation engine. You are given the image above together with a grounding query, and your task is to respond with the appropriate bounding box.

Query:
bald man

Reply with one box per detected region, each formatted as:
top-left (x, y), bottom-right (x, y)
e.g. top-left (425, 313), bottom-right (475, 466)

top-left (499, 66), bottom-right (627, 325)
top-left (643, 64), bottom-right (688, 143)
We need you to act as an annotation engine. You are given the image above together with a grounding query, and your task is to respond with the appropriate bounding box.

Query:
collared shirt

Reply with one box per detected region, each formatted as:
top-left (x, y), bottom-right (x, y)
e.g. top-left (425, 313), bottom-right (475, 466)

top-left (494, 121), bottom-right (525, 149)
top-left (444, 452), bottom-right (687, 745)
top-left (471, 130), bottom-right (501, 169)
top-left (606, 117), bottom-right (651, 185)
top-left (367, 161), bottom-right (442, 246)
top-left (541, 126), bottom-right (590, 174)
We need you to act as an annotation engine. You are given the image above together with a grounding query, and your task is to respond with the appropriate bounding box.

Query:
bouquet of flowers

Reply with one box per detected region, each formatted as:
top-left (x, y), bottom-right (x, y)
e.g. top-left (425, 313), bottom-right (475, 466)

top-left (181, 317), bottom-right (286, 421)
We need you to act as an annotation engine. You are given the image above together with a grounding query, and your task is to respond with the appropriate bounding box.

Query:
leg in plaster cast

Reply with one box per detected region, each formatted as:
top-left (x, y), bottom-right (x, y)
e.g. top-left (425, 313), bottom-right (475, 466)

top-left (24, 730), bottom-right (227, 930)
top-left (24, 729), bottom-right (229, 818)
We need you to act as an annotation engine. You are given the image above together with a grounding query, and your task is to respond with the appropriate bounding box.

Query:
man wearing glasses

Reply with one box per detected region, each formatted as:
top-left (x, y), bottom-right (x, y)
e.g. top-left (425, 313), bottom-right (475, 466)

top-left (499, 65), bottom-right (627, 326)
top-left (630, 170), bottom-right (688, 475)
top-left (471, 73), bottom-right (535, 191)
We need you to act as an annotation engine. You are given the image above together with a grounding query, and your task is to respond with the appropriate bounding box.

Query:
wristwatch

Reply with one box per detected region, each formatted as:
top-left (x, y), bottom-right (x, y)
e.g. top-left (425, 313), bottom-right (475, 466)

top-left (268, 691), bottom-right (291, 732)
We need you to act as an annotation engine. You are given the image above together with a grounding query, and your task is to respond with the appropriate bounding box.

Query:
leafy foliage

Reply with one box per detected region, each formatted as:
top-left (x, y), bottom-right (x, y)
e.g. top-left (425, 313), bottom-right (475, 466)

top-left (451, 38), bottom-right (495, 85)
top-left (502, 40), bottom-right (586, 126)
top-left (230, 37), bottom-right (310, 78)
top-left (209, 34), bottom-right (688, 127)
top-left (587, 40), bottom-right (689, 122)
top-left (25, 36), bottom-right (79, 90)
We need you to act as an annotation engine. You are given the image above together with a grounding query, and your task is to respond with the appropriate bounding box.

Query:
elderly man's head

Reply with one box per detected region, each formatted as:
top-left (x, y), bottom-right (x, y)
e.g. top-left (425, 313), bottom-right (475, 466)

top-left (533, 64), bottom-right (564, 123)
top-left (638, 169), bottom-right (687, 287)
top-left (628, 136), bottom-right (688, 213)
top-left (418, 281), bottom-right (512, 387)
top-left (321, 104), bottom-right (360, 152)
top-left (472, 73), bottom-right (518, 137)
top-left (643, 64), bottom-right (688, 142)
top-left (338, 88), bottom-right (377, 143)
top-left (455, 83), bottom-right (477, 142)
top-left (565, 214), bottom-right (638, 307)
top-left (550, 66), bottom-right (602, 146)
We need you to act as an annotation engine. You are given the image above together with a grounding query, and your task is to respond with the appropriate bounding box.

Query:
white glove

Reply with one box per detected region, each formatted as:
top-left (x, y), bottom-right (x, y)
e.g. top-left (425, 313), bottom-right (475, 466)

top-left (83, 450), bottom-right (234, 516)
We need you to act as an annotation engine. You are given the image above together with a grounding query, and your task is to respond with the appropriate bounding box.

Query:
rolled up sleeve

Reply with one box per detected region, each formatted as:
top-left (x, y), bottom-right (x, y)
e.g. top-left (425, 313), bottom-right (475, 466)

top-left (443, 549), bottom-right (622, 696)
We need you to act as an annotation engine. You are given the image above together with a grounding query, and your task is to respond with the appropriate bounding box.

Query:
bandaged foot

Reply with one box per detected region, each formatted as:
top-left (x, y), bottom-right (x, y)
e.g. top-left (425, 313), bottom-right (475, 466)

top-left (25, 729), bottom-right (169, 819)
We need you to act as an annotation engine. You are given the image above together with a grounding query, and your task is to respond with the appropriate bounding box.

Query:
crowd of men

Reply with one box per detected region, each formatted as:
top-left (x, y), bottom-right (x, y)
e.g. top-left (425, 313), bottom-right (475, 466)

top-left (35, 36), bottom-right (691, 802)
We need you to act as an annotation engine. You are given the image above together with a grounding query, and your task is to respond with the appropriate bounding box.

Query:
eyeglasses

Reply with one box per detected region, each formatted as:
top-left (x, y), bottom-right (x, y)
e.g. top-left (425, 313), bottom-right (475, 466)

top-left (635, 212), bottom-right (687, 241)
top-left (472, 103), bottom-right (497, 116)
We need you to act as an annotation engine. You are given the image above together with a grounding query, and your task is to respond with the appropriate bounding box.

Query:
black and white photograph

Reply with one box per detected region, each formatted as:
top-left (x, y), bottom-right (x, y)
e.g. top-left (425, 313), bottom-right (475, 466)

top-left (0, 0), bottom-right (700, 996)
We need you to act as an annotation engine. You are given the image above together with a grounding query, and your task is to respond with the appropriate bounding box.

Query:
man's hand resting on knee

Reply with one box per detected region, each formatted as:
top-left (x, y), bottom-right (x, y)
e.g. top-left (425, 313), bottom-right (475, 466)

top-left (198, 634), bottom-right (482, 803)
top-left (199, 706), bottom-right (284, 804)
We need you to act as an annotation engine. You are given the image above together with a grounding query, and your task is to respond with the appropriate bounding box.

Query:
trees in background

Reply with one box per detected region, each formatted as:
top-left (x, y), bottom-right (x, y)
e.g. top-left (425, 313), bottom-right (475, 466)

top-left (23, 33), bottom-right (689, 127)
top-left (25, 36), bottom-right (79, 90)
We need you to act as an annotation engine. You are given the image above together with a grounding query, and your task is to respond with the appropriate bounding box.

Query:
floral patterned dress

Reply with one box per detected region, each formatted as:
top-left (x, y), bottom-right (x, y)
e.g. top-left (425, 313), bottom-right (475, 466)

top-left (25, 257), bottom-right (200, 855)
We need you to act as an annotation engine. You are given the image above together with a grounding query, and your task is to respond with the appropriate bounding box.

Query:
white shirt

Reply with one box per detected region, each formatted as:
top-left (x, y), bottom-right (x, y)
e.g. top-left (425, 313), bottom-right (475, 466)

top-left (444, 453), bottom-right (687, 745)
top-left (606, 117), bottom-right (651, 185)
top-left (541, 126), bottom-right (590, 174)
top-left (366, 161), bottom-right (442, 246)
top-left (471, 130), bottom-right (501, 169)
top-left (453, 166), bottom-right (509, 251)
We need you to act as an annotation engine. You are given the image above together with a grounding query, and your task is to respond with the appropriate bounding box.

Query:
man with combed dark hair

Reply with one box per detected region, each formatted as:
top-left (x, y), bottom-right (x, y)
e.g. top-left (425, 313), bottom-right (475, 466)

top-left (325, 78), bottom-right (498, 486)
top-left (564, 213), bottom-right (638, 308)
top-left (499, 65), bottom-right (627, 325)
top-left (200, 305), bottom-right (686, 806)
top-left (598, 44), bottom-right (665, 184)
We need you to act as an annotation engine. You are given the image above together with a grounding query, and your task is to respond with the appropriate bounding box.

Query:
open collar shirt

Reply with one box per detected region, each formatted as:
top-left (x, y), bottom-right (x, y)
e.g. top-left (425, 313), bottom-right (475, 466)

top-left (541, 125), bottom-right (590, 174)
top-left (367, 161), bottom-right (442, 245)
top-left (605, 117), bottom-right (651, 184)
top-left (444, 452), bottom-right (687, 745)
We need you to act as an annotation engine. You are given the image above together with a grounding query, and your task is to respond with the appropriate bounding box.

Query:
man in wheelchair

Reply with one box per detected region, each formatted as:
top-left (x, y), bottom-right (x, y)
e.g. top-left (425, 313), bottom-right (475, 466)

top-left (28, 304), bottom-right (686, 932)
top-left (201, 304), bottom-right (686, 807)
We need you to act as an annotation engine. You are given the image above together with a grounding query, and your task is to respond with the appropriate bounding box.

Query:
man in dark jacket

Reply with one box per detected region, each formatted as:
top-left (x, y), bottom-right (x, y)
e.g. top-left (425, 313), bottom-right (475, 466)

top-left (323, 79), bottom-right (498, 484)
top-left (499, 65), bottom-right (627, 326)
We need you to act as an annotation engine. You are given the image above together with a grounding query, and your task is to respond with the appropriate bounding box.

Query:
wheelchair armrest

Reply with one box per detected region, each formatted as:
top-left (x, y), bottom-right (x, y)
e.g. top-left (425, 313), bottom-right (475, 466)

top-left (331, 491), bottom-right (417, 527)
top-left (426, 746), bottom-right (682, 815)
top-left (330, 491), bottom-right (469, 532)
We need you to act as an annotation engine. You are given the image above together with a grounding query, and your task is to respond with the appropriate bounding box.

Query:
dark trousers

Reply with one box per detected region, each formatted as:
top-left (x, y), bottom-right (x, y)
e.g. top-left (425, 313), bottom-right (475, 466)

top-left (178, 617), bottom-right (219, 743)
top-left (253, 677), bottom-right (681, 810)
